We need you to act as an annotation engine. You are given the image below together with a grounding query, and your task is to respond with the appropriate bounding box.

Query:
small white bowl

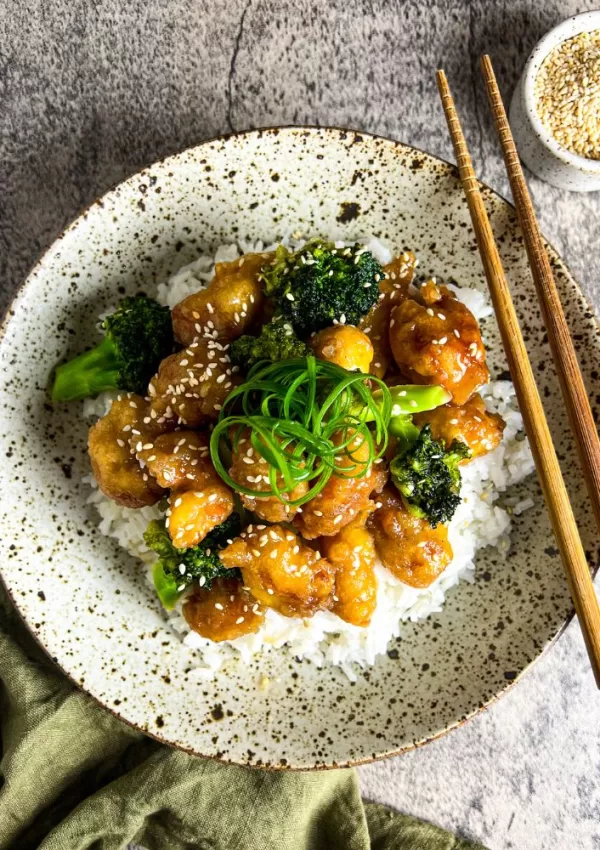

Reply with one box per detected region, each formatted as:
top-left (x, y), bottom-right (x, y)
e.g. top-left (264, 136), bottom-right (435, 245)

top-left (509, 11), bottom-right (600, 192)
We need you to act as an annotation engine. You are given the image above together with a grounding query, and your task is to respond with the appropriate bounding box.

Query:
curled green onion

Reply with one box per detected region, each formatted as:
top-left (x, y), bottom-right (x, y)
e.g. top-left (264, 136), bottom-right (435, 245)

top-left (209, 356), bottom-right (391, 506)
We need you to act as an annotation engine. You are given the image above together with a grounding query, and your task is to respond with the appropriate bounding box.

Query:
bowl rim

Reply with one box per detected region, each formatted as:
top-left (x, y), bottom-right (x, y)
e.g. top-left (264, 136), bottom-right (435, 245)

top-left (0, 123), bottom-right (596, 769)
top-left (521, 10), bottom-right (600, 174)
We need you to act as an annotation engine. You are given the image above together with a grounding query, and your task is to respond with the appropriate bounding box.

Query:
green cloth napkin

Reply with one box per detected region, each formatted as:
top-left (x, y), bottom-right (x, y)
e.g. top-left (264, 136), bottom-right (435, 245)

top-left (0, 585), bottom-right (486, 850)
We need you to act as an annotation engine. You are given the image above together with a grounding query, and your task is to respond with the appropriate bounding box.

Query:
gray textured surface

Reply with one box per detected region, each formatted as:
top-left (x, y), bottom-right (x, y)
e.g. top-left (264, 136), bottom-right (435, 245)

top-left (2, 2), bottom-right (599, 848)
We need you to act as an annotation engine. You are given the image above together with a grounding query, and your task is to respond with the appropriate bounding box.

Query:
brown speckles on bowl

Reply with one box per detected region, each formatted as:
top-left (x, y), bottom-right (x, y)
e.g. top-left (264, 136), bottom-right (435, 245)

top-left (0, 126), bottom-right (598, 770)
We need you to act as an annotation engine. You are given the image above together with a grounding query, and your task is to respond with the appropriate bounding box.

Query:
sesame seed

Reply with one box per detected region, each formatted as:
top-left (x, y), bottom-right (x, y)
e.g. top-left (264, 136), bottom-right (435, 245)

top-left (236, 616), bottom-right (245, 624)
top-left (215, 603), bottom-right (224, 610)
top-left (534, 30), bottom-right (600, 159)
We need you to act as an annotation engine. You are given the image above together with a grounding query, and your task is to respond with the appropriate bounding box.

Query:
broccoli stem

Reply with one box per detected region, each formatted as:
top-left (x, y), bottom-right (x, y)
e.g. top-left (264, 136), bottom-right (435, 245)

top-left (52, 337), bottom-right (121, 402)
top-left (361, 384), bottom-right (451, 433)
top-left (152, 560), bottom-right (183, 611)
top-left (383, 384), bottom-right (452, 416)
top-left (388, 414), bottom-right (420, 447)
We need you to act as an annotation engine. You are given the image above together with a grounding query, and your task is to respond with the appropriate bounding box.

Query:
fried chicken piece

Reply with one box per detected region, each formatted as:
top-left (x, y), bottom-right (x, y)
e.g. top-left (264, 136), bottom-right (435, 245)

top-left (370, 486), bottom-right (453, 588)
top-left (320, 512), bottom-right (377, 627)
top-left (137, 431), bottom-right (216, 490)
top-left (220, 524), bottom-right (335, 618)
top-left (166, 485), bottom-right (234, 549)
top-left (171, 253), bottom-right (270, 345)
top-left (295, 432), bottom-right (387, 539)
top-left (183, 578), bottom-right (265, 642)
top-left (390, 280), bottom-right (488, 405)
top-left (149, 338), bottom-right (241, 428)
top-left (228, 431), bottom-right (307, 523)
top-left (414, 393), bottom-right (505, 460)
top-left (310, 325), bottom-right (374, 373)
top-left (88, 394), bottom-right (164, 508)
top-left (359, 251), bottom-right (417, 378)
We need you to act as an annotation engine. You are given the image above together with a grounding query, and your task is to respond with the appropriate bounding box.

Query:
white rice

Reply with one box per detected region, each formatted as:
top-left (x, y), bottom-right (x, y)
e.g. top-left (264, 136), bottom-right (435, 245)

top-left (84, 239), bottom-right (535, 681)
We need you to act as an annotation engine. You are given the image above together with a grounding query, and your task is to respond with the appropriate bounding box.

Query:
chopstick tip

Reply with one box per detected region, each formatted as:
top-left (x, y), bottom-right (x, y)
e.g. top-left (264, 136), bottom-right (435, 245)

top-left (480, 54), bottom-right (493, 75)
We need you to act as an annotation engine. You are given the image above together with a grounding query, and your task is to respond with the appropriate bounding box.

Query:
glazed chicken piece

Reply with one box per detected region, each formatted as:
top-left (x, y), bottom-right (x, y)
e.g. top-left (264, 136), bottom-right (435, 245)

top-left (137, 431), bottom-right (214, 490)
top-left (320, 512), bottom-right (377, 627)
top-left (149, 338), bottom-right (241, 428)
top-left (359, 251), bottom-right (417, 378)
top-left (166, 485), bottom-right (234, 549)
top-left (229, 431), bottom-right (307, 523)
top-left (310, 325), bottom-right (374, 373)
top-left (138, 429), bottom-right (235, 548)
top-left (88, 394), bottom-right (164, 508)
top-left (389, 279), bottom-right (489, 405)
top-left (295, 431), bottom-right (387, 539)
top-left (414, 393), bottom-right (505, 460)
top-left (171, 253), bottom-right (270, 345)
top-left (183, 578), bottom-right (265, 642)
top-left (370, 486), bottom-right (453, 588)
top-left (221, 524), bottom-right (335, 618)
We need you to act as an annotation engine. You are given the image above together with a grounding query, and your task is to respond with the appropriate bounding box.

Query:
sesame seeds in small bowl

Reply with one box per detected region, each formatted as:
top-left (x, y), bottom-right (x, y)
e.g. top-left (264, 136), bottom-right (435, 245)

top-left (509, 11), bottom-right (600, 191)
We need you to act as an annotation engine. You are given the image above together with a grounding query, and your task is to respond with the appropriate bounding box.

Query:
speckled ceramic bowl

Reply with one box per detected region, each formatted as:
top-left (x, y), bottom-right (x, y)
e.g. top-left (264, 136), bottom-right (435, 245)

top-left (1, 127), bottom-right (599, 769)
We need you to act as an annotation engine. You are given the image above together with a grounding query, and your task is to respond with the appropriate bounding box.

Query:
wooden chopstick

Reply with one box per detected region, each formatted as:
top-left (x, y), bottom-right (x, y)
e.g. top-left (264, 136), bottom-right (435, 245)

top-left (436, 69), bottom-right (600, 688)
top-left (480, 54), bottom-right (600, 534)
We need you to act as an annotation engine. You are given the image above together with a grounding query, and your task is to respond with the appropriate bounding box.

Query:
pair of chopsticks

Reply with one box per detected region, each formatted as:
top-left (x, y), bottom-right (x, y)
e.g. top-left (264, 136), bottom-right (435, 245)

top-left (436, 57), bottom-right (600, 687)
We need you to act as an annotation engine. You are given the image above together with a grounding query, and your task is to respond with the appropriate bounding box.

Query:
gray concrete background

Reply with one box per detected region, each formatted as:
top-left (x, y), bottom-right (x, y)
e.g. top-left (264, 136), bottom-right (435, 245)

top-left (2, 2), bottom-right (599, 848)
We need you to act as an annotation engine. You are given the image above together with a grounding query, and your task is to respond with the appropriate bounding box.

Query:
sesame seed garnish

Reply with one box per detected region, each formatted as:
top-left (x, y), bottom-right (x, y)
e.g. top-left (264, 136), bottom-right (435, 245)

top-left (215, 602), bottom-right (224, 611)
top-left (535, 30), bottom-right (600, 159)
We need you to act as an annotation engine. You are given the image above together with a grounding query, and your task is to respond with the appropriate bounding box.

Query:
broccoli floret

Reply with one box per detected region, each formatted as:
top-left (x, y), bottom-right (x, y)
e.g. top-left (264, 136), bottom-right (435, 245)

top-left (229, 320), bottom-right (311, 370)
top-left (390, 424), bottom-right (470, 527)
top-left (260, 240), bottom-right (382, 337)
top-left (144, 514), bottom-right (242, 610)
top-left (52, 296), bottom-right (174, 401)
